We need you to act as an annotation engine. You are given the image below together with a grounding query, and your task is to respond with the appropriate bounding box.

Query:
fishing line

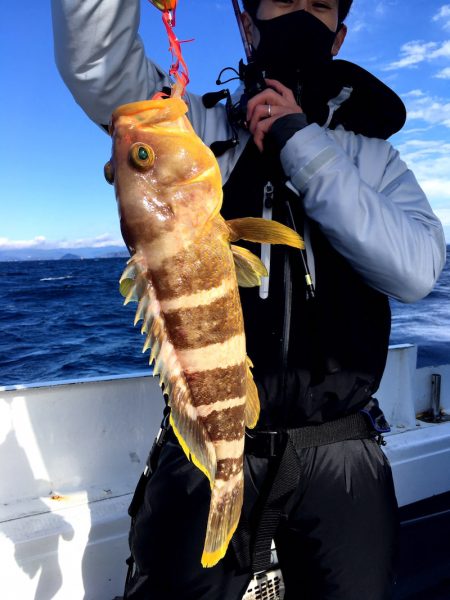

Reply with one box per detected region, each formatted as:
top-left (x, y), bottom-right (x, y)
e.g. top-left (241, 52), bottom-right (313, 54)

top-left (284, 200), bottom-right (316, 300)
top-left (147, 0), bottom-right (191, 95)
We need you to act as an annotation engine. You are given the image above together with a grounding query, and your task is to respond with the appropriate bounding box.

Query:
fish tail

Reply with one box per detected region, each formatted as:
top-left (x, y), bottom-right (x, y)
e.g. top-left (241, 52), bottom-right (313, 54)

top-left (201, 471), bottom-right (244, 568)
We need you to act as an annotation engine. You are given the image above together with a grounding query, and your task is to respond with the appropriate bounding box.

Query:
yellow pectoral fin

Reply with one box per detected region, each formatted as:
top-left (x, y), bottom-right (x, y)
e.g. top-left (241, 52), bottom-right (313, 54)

top-left (231, 244), bottom-right (268, 288)
top-left (244, 356), bottom-right (260, 429)
top-left (119, 258), bottom-right (139, 302)
top-left (227, 217), bottom-right (304, 250)
top-left (119, 278), bottom-right (134, 300)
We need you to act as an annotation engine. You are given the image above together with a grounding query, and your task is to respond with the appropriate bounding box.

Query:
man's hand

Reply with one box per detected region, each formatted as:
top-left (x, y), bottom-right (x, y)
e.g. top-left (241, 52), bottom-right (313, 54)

top-left (246, 79), bottom-right (303, 152)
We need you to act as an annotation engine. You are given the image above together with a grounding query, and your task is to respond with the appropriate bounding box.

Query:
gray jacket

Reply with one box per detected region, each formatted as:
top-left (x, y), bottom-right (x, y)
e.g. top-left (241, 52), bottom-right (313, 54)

top-left (51, 0), bottom-right (446, 303)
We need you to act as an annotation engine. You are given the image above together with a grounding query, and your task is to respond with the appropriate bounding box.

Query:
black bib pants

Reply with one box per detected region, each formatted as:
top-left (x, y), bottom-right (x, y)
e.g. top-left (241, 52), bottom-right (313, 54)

top-left (124, 430), bottom-right (398, 600)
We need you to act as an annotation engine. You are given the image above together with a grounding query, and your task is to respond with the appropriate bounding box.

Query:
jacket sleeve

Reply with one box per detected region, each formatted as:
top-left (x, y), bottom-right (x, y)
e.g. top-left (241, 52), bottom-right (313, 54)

top-left (280, 123), bottom-right (447, 303)
top-left (51, 0), bottom-right (171, 127)
top-left (50, 0), bottom-right (243, 176)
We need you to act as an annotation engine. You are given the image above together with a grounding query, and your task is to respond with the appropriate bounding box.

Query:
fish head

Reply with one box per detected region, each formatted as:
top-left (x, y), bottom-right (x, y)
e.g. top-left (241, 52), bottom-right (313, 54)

top-left (105, 97), bottom-right (222, 254)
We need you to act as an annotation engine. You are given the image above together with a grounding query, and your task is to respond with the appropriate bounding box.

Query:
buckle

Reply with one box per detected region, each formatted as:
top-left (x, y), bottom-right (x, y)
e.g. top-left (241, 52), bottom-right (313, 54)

top-left (245, 430), bottom-right (282, 458)
top-left (360, 401), bottom-right (391, 434)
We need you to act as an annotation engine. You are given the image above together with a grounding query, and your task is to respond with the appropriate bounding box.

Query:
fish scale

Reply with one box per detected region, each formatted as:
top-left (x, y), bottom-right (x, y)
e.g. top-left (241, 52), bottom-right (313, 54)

top-left (106, 93), bottom-right (303, 566)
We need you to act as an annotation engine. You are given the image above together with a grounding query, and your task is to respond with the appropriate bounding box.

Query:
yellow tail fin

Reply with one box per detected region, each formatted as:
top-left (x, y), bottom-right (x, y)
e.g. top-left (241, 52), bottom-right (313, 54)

top-left (201, 472), bottom-right (244, 568)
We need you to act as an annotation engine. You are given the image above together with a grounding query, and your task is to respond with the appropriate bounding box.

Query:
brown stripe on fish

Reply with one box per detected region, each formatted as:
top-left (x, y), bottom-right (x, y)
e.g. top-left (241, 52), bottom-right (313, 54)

top-left (202, 405), bottom-right (245, 442)
top-left (164, 288), bottom-right (243, 350)
top-left (216, 457), bottom-right (242, 481)
top-left (185, 363), bottom-right (246, 407)
top-left (151, 242), bottom-right (232, 301)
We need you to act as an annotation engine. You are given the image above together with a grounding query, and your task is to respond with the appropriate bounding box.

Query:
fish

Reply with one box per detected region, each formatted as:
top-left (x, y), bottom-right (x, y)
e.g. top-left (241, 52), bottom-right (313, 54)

top-left (104, 93), bottom-right (304, 567)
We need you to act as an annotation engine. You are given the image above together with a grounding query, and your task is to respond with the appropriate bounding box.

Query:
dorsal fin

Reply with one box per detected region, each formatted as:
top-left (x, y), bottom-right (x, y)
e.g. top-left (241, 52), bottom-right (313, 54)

top-left (120, 255), bottom-right (216, 484)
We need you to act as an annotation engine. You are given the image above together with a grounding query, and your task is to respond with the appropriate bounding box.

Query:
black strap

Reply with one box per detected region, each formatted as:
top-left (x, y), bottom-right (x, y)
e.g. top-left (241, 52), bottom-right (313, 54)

top-left (235, 412), bottom-right (372, 574)
top-left (252, 435), bottom-right (300, 574)
top-left (288, 411), bottom-right (370, 449)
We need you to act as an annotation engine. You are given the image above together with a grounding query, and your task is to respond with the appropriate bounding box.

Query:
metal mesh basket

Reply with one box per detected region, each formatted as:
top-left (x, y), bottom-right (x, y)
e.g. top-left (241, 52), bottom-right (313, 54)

top-left (242, 570), bottom-right (285, 600)
top-left (242, 541), bottom-right (285, 600)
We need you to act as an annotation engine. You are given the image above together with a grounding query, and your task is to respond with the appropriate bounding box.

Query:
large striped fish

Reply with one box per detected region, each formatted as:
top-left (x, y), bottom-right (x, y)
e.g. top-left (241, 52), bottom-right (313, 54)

top-left (104, 94), bottom-right (303, 567)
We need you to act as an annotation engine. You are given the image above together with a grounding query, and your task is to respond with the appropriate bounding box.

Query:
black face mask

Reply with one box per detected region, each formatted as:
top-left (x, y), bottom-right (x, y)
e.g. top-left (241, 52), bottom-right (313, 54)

top-left (253, 10), bottom-right (337, 91)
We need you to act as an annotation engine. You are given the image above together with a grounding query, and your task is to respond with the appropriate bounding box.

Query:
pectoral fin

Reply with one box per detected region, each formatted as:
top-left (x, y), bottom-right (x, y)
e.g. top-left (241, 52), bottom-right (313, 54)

top-left (244, 356), bottom-right (260, 429)
top-left (227, 217), bottom-right (304, 249)
top-left (231, 244), bottom-right (268, 287)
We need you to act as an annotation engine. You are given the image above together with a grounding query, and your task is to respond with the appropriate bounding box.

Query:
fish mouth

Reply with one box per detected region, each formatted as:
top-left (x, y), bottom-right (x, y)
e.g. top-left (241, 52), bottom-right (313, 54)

top-left (176, 165), bottom-right (218, 187)
top-left (110, 98), bottom-right (188, 135)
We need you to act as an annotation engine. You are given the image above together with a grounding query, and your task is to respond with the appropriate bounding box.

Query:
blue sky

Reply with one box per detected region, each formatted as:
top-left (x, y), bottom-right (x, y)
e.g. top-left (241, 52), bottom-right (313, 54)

top-left (1, 0), bottom-right (450, 251)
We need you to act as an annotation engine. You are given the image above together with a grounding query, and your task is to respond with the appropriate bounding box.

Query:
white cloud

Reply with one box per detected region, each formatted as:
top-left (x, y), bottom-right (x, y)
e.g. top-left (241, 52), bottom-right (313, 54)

top-left (0, 234), bottom-right (124, 251)
top-left (344, 0), bottom-right (391, 37)
top-left (401, 126), bottom-right (434, 134)
top-left (421, 179), bottom-right (450, 202)
top-left (385, 40), bottom-right (450, 70)
top-left (351, 20), bottom-right (369, 33)
top-left (434, 208), bottom-right (450, 227)
top-left (0, 236), bottom-right (48, 250)
top-left (433, 4), bottom-right (450, 31)
top-left (403, 89), bottom-right (425, 98)
top-left (395, 135), bottom-right (450, 241)
top-left (214, 1), bottom-right (229, 11)
top-left (401, 90), bottom-right (450, 128)
top-left (435, 66), bottom-right (450, 78)
top-left (432, 40), bottom-right (450, 58)
top-left (375, 2), bottom-right (386, 17)
top-left (395, 138), bottom-right (450, 206)
top-left (68, 234), bottom-right (125, 248)
top-left (433, 209), bottom-right (450, 243)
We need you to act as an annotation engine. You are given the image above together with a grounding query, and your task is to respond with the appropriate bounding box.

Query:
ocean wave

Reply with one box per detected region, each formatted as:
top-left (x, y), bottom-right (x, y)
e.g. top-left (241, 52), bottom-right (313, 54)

top-left (39, 276), bottom-right (74, 282)
top-left (1, 256), bottom-right (449, 386)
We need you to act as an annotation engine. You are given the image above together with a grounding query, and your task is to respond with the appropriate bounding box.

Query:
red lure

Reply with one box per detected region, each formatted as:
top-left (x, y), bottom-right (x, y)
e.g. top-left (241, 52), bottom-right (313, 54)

top-left (147, 0), bottom-right (190, 95)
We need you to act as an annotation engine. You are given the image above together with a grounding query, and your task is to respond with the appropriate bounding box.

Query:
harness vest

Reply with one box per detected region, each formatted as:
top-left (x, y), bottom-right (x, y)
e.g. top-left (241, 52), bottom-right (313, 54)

top-left (221, 139), bottom-right (391, 429)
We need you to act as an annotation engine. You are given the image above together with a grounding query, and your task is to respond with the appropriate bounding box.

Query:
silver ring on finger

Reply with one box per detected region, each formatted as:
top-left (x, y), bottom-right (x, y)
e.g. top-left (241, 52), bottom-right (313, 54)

top-left (267, 104), bottom-right (272, 118)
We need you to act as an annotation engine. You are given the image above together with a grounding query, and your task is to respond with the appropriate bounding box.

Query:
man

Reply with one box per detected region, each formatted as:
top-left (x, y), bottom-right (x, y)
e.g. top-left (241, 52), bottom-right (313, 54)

top-left (52, 1), bottom-right (446, 598)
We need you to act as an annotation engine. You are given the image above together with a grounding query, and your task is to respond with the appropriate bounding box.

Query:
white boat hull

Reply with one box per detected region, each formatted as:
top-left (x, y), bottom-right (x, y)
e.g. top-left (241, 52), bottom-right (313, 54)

top-left (1, 345), bottom-right (449, 599)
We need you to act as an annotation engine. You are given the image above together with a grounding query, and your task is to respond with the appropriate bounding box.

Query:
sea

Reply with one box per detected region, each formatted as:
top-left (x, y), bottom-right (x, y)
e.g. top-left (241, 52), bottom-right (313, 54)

top-left (1, 251), bottom-right (449, 387)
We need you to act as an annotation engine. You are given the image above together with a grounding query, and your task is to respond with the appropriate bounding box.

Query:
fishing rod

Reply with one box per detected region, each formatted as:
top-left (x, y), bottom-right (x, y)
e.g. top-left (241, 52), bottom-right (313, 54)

top-left (230, 0), bottom-right (253, 60)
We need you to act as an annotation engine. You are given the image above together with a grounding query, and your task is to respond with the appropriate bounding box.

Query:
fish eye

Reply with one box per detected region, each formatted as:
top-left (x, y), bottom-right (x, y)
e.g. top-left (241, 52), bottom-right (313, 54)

top-left (104, 161), bottom-right (114, 184)
top-left (130, 143), bottom-right (155, 171)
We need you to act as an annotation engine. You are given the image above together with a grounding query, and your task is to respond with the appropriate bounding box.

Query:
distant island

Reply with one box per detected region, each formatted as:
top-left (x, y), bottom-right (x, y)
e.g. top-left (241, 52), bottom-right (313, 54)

top-left (0, 246), bottom-right (129, 262)
top-left (59, 253), bottom-right (82, 261)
